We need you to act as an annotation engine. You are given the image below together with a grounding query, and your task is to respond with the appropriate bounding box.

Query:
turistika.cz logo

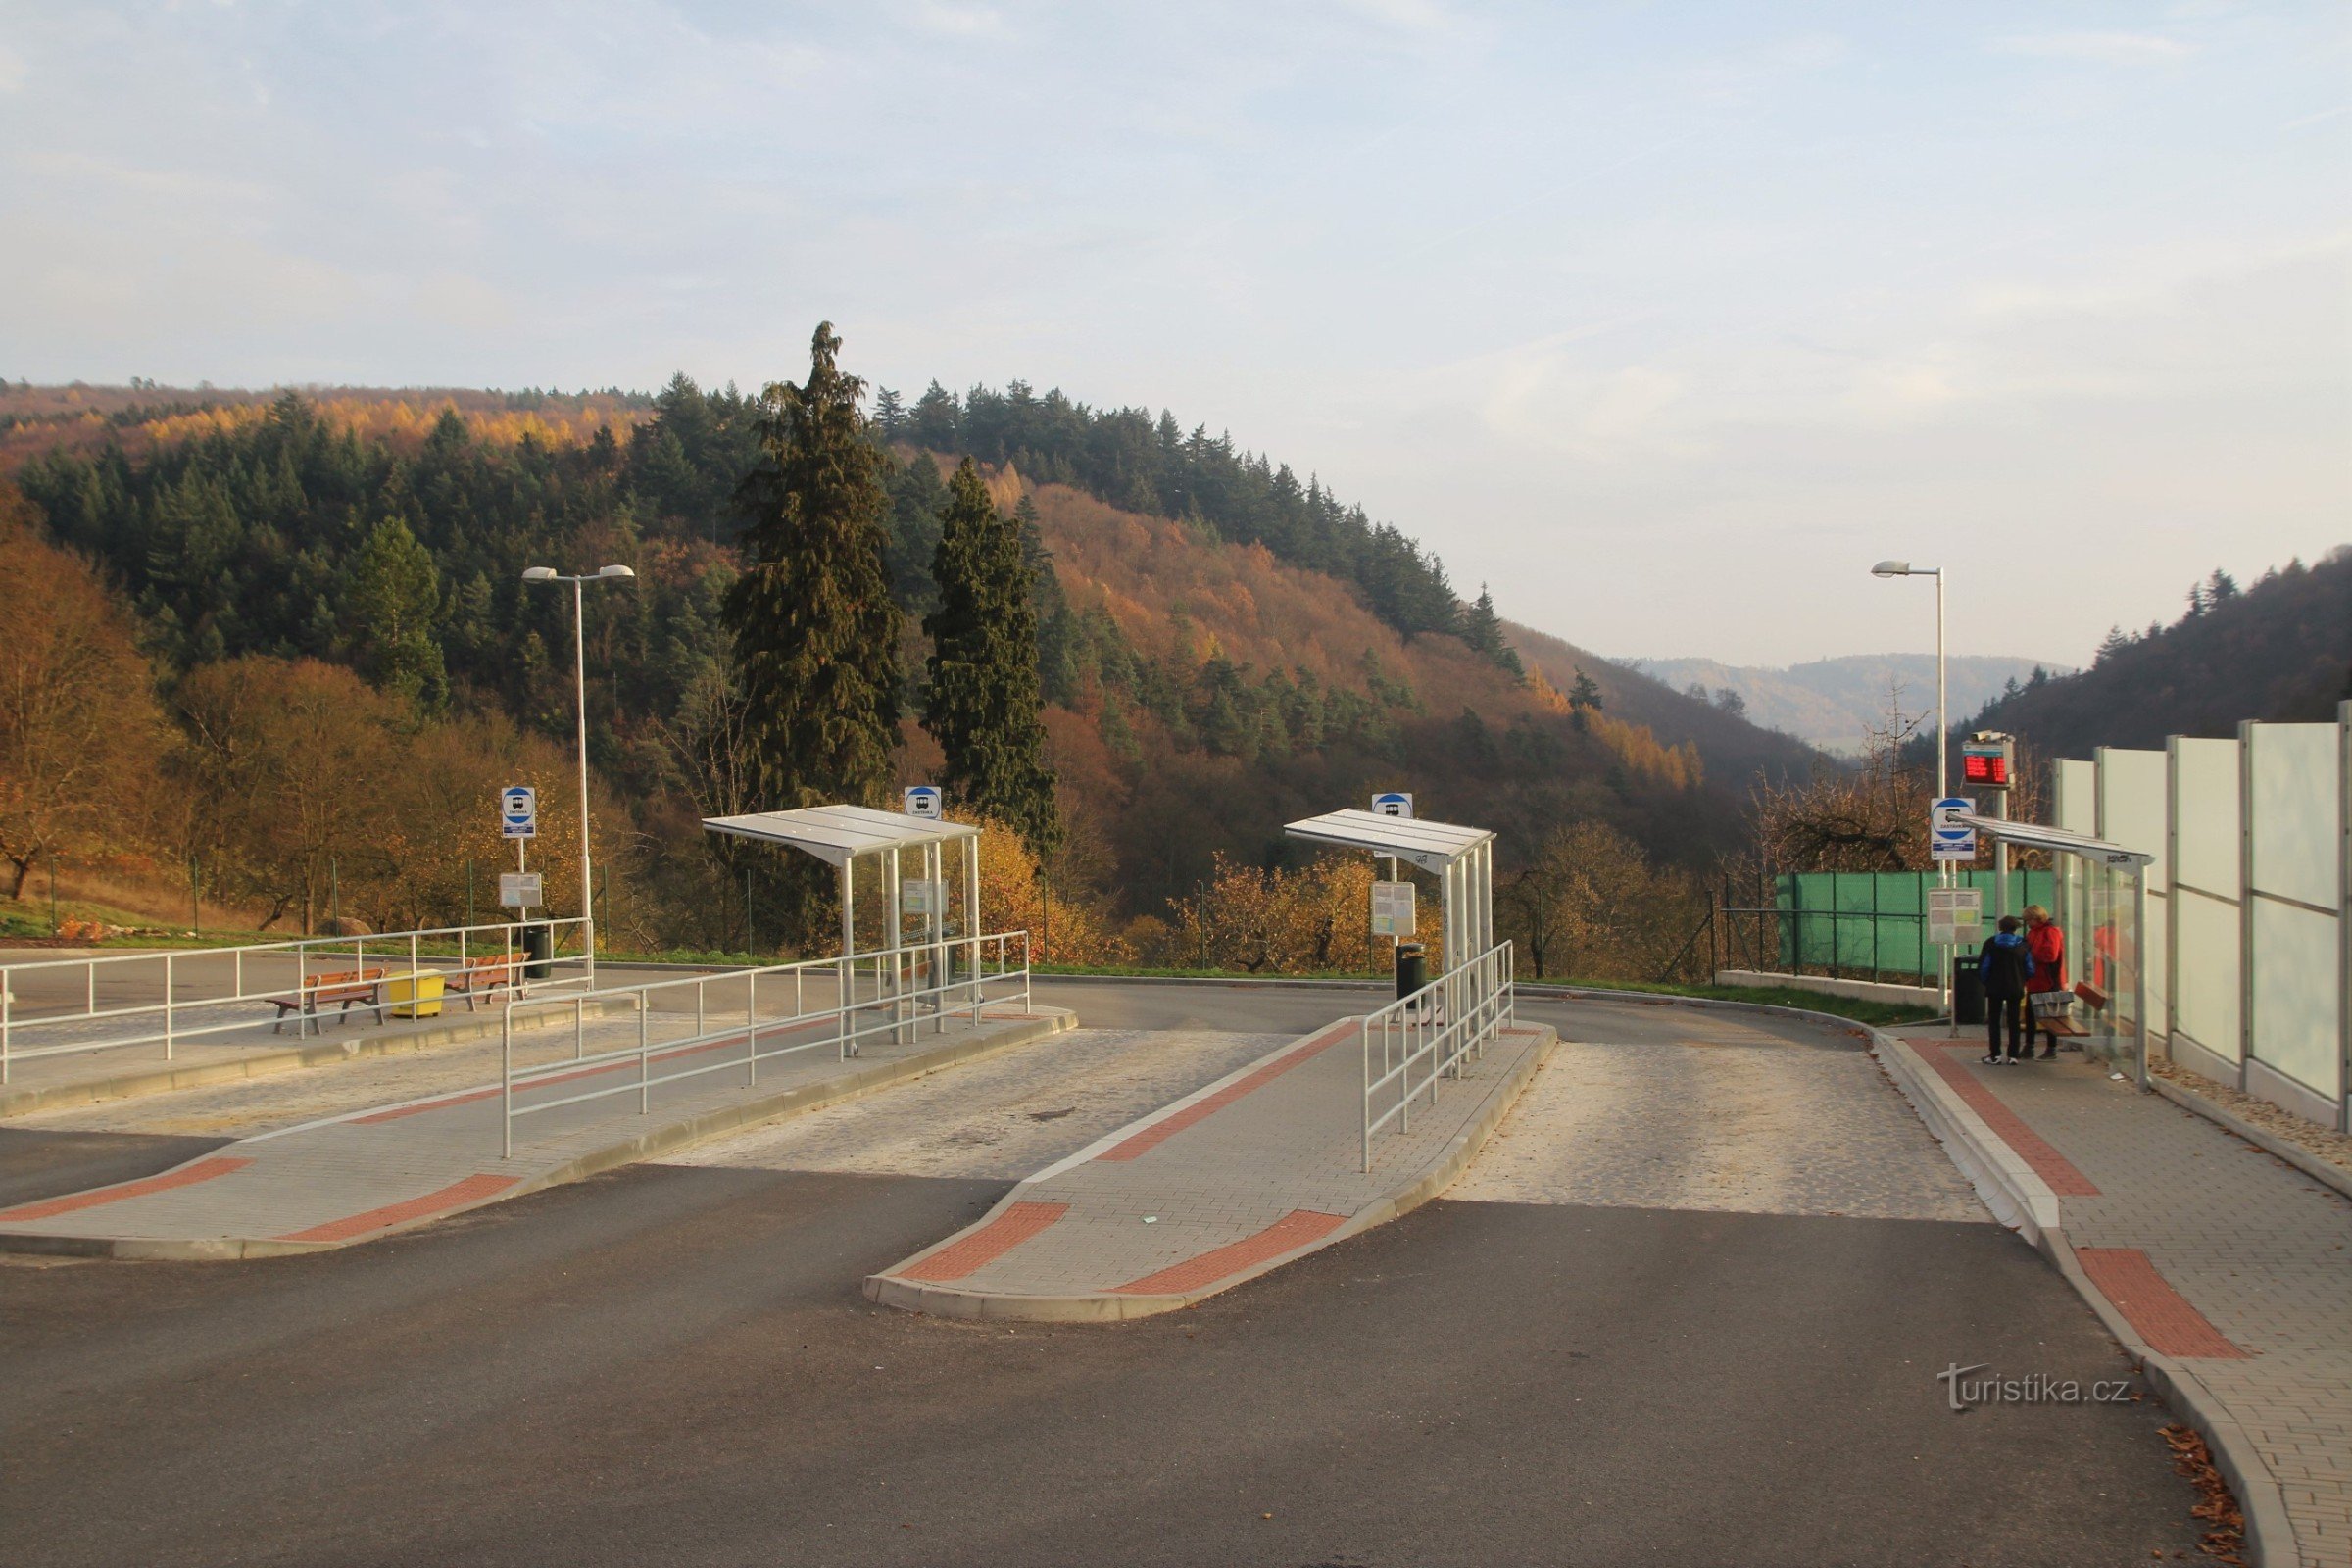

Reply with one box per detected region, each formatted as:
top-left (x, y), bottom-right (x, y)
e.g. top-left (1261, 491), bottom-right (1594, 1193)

top-left (1936, 1364), bottom-right (2135, 1412)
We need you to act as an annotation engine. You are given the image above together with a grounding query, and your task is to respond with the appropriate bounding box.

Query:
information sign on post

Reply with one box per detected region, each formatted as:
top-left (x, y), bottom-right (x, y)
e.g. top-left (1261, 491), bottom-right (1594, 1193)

top-left (1370, 880), bottom-right (1417, 937)
top-left (1930, 797), bottom-right (1977, 863)
top-left (500, 786), bottom-right (537, 840)
top-left (1927, 887), bottom-right (1983, 947)
top-left (901, 878), bottom-right (944, 918)
top-left (903, 785), bottom-right (943, 820)
top-left (1370, 792), bottom-right (1413, 819)
top-left (499, 872), bottom-right (544, 909)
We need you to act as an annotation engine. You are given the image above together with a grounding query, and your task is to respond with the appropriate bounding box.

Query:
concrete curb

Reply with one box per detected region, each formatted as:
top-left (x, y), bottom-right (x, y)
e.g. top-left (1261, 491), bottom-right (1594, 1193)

top-left (0, 996), bottom-right (639, 1119)
top-left (1860, 1023), bottom-right (2298, 1568)
top-left (1516, 982), bottom-right (1917, 1036)
top-left (2149, 1073), bottom-right (2352, 1202)
top-left (0, 1008), bottom-right (1079, 1263)
top-left (863, 1021), bottom-right (1559, 1323)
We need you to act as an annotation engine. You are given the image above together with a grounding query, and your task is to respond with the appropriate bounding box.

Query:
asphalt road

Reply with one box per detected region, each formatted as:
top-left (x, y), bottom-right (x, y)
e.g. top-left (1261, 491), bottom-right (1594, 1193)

top-left (0, 985), bottom-right (2207, 1565)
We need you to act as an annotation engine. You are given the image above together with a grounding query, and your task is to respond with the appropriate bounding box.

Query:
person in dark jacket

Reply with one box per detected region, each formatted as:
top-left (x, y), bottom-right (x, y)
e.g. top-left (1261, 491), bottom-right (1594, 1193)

top-left (1978, 915), bottom-right (2034, 1064)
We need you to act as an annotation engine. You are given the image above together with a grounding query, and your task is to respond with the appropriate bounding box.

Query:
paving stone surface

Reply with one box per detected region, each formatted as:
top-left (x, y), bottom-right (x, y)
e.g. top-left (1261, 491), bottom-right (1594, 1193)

top-left (1452, 1019), bottom-right (1990, 1221)
top-left (1907, 1036), bottom-right (2352, 1568)
top-left (873, 1019), bottom-right (1553, 1307)
top-left (661, 1027), bottom-right (1293, 1181)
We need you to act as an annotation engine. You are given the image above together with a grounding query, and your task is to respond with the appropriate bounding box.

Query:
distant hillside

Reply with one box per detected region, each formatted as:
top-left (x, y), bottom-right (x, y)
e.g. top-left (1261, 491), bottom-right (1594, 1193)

top-left (1967, 551), bottom-right (2352, 756)
top-left (2, 374), bottom-right (1824, 954)
top-left (1501, 622), bottom-right (1824, 785)
top-left (1625, 653), bottom-right (2067, 755)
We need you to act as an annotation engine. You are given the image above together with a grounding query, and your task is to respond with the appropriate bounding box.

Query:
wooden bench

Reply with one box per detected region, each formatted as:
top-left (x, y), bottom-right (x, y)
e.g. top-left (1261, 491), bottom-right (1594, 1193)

top-left (269, 967), bottom-right (388, 1032)
top-left (442, 953), bottom-right (518, 1011)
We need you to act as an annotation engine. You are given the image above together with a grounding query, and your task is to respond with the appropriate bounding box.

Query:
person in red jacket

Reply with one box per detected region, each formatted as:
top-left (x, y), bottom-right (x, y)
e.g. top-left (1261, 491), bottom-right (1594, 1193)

top-left (2024, 904), bottom-right (2067, 1059)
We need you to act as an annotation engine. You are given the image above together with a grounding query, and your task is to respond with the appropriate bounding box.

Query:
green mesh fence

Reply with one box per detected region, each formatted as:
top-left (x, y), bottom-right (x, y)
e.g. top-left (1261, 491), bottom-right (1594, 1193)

top-left (1769, 870), bottom-right (2056, 983)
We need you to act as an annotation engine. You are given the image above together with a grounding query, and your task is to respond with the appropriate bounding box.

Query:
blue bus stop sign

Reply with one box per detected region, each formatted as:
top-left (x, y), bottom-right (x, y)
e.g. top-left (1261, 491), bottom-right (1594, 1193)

top-left (500, 785), bottom-right (537, 840)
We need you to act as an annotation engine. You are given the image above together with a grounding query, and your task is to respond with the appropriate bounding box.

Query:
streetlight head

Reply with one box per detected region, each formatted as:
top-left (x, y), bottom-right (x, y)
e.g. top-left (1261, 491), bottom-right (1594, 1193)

top-left (521, 566), bottom-right (559, 584)
top-left (597, 564), bottom-right (637, 581)
top-left (1871, 560), bottom-right (1911, 578)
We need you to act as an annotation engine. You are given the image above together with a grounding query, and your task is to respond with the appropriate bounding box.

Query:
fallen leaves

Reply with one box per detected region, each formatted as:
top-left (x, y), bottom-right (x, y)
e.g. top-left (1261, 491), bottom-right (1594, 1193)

top-left (2158, 1424), bottom-right (2247, 1566)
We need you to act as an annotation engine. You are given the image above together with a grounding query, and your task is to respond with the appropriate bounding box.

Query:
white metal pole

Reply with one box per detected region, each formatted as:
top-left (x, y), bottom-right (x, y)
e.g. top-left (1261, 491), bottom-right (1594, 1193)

top-left (2133, 865), bottom-right (2150, 1093)
top-left (965, 837), bottom-right (982, 1016)
top-left (572, 577), bottom-right (596, 990)
top-left (1936, 567), bottom-right (1955, 1035)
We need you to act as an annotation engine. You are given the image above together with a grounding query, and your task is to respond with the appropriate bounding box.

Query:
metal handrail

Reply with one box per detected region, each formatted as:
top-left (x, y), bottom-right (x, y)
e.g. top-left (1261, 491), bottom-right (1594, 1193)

top-left (0, 916), bottom-right (590, 1082)
top-left (1357, 942), bottom-right (1514, 1171)
top-left (498, 930), bottom-right (1032, 1157)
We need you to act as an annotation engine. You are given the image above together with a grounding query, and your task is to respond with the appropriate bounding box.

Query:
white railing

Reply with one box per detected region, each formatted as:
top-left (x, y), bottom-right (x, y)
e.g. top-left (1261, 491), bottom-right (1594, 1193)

top-left (0, 917), bottom-right (590, 1083)
top-left (1358, 942), bottom-right (1514, 1170)
top-left (499, 930), bottom-right (1031, 1156)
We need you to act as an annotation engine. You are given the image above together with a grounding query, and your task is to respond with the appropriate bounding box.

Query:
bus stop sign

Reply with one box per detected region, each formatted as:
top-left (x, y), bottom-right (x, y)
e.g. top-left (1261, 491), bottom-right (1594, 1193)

top-left (1931, 797), bottom-right (1977, 863)
top-left (500, 786), bottom-right (537, 839)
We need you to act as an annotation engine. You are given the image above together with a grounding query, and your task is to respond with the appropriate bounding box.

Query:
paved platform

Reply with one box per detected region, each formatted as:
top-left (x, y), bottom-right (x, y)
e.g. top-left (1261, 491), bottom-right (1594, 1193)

top-left (0, 1004), bottom-right (1072, 1259)
top-left (0, 987), bottom-right (647, 1118)
top-left (1880, 1031), bottom-right (2352, 1568)
top-left (866, 1015), bottom-right (1557, 1321)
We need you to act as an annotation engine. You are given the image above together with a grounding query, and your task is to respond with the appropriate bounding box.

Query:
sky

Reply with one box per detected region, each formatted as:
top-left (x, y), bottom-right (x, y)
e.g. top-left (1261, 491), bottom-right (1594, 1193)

top-left (2, 2), bottom-right (2345, 668)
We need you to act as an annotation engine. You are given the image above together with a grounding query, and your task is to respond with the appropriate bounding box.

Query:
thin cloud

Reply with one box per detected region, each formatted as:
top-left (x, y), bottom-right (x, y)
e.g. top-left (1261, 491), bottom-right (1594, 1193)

top-left (1993, 31), bottom-right (2194, 65)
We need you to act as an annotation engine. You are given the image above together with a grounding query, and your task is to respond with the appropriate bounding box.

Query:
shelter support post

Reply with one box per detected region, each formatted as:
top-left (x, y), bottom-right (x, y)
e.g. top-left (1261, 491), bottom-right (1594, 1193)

top-left (965, 837), bottom-right (982, 1021)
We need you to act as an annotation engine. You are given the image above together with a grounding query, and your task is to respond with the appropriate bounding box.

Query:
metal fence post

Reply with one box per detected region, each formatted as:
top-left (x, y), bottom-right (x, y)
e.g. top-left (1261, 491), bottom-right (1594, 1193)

top-left (748, 970), bottom-right (760, 1086)
top-left (639, 995), bottom-right (650, 1113)
top-left (574, 996), bottom-right (584, 1061)
top-left (163, 952), bottom-right (174, 1061)
top-left (501, 1007), bottom-right (514, 1160)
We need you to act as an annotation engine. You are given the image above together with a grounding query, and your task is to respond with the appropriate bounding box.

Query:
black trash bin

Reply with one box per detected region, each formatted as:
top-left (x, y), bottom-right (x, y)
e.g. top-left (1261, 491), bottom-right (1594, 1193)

top-left (521, 921), bottom-right (553, 981)
top-left (1952, 961), bottom-right (1984, 1026)
top-left (1395, 942), bottom-right (1428, 1003)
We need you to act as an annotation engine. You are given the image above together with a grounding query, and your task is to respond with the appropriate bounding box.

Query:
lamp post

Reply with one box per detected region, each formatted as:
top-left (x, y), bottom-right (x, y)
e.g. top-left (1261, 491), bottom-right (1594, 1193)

top-left (522, 564), bottom-right (636, 987)
top-left (1872, 560), bottom-right (1948, 1019)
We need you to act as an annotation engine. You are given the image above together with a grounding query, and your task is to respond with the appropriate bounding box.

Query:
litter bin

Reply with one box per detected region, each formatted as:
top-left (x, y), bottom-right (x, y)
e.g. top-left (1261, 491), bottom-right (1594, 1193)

top-left (1953, 962), bottom-right (1984, 1026)
top-left (521, 922), bottom-right (553, 981)
top-left (1395, 942), bottom-right (1428, 1003)
top-left (384, 969), bottom-right (445, 1020)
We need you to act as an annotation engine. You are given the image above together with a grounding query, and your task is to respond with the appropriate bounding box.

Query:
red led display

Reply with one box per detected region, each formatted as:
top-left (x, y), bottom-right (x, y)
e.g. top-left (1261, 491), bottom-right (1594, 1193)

top-left (1962, 751), bottom-right (2009, 786)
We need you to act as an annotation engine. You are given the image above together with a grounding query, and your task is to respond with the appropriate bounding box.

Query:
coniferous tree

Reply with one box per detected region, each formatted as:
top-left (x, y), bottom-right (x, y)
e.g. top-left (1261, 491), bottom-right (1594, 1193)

top-left (1461, 584), bottom-right (1523, 676)
top-left (922, 460), bottom-right (1060, 857)
top-left (345, 514), bottom-right (446, 710)
top-left (726, 322), bottom-right (903, 811)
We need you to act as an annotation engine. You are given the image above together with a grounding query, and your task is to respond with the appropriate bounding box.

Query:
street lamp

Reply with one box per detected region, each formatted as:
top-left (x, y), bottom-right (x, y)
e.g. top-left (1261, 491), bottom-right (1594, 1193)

top-left (522, 563), bottom-right (637, 986)
top-left (1873, 559), bottom-right (1951, 1023)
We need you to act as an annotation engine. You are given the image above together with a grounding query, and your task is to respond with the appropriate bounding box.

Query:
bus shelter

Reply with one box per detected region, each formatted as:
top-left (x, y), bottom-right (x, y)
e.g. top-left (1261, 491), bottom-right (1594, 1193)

top-left (1282, 808), bottom-right (1496, 974)
top-left (703, 805), bottom-right (985, 1041)
top-left (1951, 810), bottom-right (2156, 1089)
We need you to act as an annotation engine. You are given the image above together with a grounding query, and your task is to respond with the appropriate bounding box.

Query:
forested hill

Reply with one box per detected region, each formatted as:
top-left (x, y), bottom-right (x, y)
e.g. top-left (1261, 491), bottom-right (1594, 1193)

top-left (1965, 550), bottom-right (2352, 757)
top-left (0, 374), bottom-right (1819, 955)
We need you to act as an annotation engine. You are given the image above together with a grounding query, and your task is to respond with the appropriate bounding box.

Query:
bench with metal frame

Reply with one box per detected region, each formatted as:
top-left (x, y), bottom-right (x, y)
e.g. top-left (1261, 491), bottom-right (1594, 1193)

top-left (269, 967), bottom-right (389, 1032)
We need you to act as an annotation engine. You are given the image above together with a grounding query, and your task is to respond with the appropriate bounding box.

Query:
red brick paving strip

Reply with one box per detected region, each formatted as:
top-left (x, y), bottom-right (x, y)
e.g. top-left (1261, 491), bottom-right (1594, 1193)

top-left (1111, 1209), bottom-right (1349, 1295)
top-left (2076, 1247), bottom-right (2253, 1359)
top-left (898, 1200), bottom-right (1070, 1283)
top-left (0, 1156), bottom-right (253, 1223)
top-left (1095, 1020), bottom-right (1360, 1163)
top-left (276, 1173), bottom-right (520, 1244)
top-left (1918, 1043), bottom-right (2101, 1197)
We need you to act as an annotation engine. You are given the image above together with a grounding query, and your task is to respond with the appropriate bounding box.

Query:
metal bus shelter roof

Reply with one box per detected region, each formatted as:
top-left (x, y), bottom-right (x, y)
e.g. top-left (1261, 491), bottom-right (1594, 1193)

top-left (1282, 808), bottom-right (1493, 873)
top-left (1947, 812), bottom-right (2153, 868)
top-left (703, 805), bottom-right (979, 868)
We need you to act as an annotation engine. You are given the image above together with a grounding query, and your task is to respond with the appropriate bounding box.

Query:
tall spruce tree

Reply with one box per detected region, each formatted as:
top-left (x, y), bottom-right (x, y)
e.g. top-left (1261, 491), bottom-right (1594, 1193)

top-left (1461, 584), bottom-right (1522, 677)
top-left (922, 460), bottom-right (1060, 858)
top-left (725, 322), bottom-right (903, 811)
